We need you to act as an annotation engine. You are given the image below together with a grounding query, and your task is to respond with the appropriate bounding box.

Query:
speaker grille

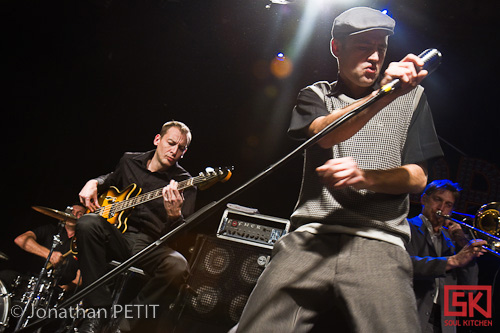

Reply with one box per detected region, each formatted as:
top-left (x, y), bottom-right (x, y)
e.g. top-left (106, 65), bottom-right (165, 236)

top-left (178, 235), bottom-right (270, 329)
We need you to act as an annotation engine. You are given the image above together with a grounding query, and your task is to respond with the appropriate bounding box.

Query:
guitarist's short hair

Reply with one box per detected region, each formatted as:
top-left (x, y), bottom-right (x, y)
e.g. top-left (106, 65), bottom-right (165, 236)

top-left (160, 120), bottom-right (192, 146)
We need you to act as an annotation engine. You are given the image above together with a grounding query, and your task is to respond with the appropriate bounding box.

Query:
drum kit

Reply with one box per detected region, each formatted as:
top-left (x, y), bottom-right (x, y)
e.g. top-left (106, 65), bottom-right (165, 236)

top-left (0, 206), bottom-right (78, 332)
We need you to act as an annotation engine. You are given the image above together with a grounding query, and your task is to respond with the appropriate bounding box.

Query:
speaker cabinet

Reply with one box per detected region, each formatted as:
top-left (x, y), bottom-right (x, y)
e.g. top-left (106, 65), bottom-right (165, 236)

top-left (172, 235), bottom-right (271, 333)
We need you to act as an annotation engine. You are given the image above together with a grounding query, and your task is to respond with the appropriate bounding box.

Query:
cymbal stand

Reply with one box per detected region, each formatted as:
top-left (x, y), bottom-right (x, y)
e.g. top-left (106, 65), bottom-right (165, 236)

top-left (14, 220), bottom-right (65, 331)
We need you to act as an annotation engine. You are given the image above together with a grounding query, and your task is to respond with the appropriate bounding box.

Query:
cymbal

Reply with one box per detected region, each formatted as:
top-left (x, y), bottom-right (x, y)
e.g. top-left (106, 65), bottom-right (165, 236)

top-left (32, 206), bottom-right (77, 223)
top-left (0, 251), bottom-right (8, 261)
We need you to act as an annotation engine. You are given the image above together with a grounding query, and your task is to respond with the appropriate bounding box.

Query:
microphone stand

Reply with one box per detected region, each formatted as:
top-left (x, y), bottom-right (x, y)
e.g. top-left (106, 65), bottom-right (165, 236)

top-left (14, 220), bottom-right (66, 331)
top-left (16, 84), bottom-right (397, 333)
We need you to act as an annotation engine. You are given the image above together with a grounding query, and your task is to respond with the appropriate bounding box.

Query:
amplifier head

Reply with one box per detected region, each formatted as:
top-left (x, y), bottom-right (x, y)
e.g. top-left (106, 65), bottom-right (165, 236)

top-left (216, 208), bottom-right (290, 249)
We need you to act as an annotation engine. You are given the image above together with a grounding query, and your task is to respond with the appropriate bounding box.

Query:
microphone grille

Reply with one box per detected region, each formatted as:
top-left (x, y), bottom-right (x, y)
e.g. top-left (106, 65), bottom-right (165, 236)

top-left (418, 48), bottom-right (442, 75)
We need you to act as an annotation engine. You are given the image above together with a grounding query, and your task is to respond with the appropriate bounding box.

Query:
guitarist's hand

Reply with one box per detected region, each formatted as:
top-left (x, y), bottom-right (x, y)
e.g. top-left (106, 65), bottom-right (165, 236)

top-left (163, 180), bottom-right (184, 220)
top-left (79, 179), bottom-right (100, 212)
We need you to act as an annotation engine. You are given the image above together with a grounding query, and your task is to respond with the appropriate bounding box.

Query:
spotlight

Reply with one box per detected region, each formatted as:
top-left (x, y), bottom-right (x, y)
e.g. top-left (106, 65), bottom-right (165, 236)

top-left (380, 9), bottom-right (393, 17)
top-left (271, 54), bottom-right (293, 78)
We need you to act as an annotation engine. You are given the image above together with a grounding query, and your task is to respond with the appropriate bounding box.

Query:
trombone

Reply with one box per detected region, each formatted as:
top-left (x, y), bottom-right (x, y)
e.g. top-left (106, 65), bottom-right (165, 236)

top-left (436, 202), bottom-right (500, 258)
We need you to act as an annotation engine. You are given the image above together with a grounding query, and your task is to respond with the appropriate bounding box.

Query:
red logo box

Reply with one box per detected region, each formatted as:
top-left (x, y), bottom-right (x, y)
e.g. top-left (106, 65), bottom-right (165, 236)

top-left (444, 285), bottom-right (492, 318)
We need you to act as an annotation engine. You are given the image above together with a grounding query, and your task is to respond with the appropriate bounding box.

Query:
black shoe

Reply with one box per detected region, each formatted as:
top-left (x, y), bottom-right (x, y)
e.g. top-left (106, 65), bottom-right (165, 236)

top-left (78, 317), bottom-right (103, 333)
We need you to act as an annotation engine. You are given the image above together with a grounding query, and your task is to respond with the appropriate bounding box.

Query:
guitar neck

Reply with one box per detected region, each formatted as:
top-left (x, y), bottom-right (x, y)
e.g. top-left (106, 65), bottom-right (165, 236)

top-left (102, 177), bottom-right (196, 214)
top-left (95, 167), bottom-right (231, 220)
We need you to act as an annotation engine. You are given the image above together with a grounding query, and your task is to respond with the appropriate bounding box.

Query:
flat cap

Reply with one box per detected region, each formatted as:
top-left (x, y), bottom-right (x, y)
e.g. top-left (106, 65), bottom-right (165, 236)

top-left (332, 7), bottom-right (395, 39)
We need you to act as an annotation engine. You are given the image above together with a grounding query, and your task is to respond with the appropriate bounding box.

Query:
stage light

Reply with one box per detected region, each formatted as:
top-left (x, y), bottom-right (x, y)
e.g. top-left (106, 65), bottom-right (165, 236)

top-left (270, 54), bottom-right (293, 78)
top-left (380, 8), bottom-right (393, 18)
top-left (266, 0), bottom-right (294, 9)
top-left (270, 0), bottom-right (293, 4)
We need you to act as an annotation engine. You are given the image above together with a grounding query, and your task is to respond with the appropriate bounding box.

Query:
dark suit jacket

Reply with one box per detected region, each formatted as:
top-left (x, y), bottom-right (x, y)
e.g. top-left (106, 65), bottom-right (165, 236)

top-left (405, 215), bottom-right (478, 333)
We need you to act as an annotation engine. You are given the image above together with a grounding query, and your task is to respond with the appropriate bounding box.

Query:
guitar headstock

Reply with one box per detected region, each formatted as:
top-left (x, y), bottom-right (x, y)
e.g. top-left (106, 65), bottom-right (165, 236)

top-left (198, 166), bottom-right (233, 191)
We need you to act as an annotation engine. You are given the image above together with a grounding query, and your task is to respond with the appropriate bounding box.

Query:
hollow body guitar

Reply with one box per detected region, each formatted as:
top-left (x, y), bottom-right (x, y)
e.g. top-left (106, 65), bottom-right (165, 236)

top-left (91, 167), bottom-right (232, 233)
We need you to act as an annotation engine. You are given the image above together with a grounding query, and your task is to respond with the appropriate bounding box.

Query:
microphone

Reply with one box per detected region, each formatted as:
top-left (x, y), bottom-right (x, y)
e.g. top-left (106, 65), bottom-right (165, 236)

top-left (380, 48), bottom-right (442, 94)
top-left (417, 48), bottom-right (442, 75)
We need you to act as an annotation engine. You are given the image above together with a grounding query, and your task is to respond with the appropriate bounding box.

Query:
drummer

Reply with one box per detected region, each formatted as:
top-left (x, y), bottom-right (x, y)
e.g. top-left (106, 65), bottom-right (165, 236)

top-left (13, 203), bottom-right (86, 291)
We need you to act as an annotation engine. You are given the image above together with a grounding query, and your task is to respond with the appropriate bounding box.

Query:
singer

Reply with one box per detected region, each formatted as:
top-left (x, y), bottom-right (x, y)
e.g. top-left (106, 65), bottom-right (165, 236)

top-left (233, 7), bottom-right (443, 332)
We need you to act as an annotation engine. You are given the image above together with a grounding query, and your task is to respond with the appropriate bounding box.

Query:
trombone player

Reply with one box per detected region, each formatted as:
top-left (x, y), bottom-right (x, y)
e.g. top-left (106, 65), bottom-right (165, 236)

top-left (405, 179), bottom-right (487, 333)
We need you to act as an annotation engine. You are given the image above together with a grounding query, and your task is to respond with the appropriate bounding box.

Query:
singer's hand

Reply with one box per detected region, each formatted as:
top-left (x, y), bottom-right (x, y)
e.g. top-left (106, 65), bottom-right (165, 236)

top-left (316, 157), bottom-right (368, 190)
top-left (381, 54), bottom-right (428, 95)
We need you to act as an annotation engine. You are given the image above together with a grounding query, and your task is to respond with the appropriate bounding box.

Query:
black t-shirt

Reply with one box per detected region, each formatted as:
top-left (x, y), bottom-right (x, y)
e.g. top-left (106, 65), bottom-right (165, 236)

top-left (32, 223), bottom-right (78, 284)
top-left (95, 150), bottom-right (197, 238)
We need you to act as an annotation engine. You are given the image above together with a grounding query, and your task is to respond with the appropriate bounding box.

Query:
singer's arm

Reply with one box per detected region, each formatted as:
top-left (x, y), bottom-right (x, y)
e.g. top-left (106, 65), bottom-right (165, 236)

top-left (309, 90), bottom-right (395, 148)
top-left (310, 54), bottom-right (427, 148)
top-left (316, 158), bottom-right (427, 194)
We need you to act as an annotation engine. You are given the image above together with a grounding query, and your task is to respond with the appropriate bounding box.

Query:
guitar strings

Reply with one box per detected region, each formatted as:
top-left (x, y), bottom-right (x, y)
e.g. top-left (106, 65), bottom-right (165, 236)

top-left (96, 173), bottom-right (220, 217)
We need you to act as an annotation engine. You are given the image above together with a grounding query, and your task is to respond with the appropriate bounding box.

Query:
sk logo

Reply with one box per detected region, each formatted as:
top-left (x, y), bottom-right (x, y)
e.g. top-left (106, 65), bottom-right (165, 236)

top-left (444, 285), bottom-right (492, 318)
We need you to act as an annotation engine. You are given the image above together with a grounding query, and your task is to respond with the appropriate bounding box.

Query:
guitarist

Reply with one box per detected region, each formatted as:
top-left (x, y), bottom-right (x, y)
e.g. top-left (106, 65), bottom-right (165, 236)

top-left (77, 120), bottom-right (196, 333)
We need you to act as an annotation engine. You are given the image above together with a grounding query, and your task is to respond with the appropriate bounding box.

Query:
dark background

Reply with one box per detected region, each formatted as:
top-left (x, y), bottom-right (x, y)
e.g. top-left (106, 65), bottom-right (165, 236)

top-left (2, 0), bottom-right (499, 328)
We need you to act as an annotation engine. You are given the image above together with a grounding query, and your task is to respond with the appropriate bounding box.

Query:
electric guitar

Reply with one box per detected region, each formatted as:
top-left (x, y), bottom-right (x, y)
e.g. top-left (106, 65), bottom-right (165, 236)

top-left (92, 166), bottom-right (232, 233)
